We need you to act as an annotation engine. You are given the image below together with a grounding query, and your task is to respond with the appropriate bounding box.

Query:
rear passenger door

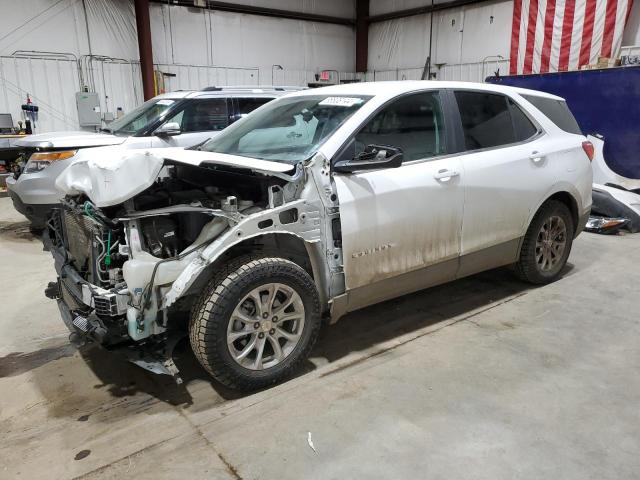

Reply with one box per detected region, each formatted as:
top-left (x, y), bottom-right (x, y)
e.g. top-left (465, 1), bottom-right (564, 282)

top-left (334, 90), bottom-right (465, 299)
top-left (452, 90), bottom-right (550, 276)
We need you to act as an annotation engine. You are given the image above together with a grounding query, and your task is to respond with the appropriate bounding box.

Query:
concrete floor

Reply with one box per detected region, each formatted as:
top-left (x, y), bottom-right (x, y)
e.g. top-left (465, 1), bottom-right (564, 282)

top-left (1, 196), bottom-right (639, 480)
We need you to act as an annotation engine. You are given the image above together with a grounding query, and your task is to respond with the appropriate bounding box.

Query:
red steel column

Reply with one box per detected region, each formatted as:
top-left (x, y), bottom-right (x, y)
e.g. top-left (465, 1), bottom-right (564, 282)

top-left (355, 0), bottom-right (369, 73)
top-left (135, 0), bottom-right (155, 100)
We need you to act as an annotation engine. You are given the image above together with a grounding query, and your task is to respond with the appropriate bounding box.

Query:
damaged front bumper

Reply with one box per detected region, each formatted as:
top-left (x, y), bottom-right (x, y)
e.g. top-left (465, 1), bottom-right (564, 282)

top-left (46, 233), bottom-right (185, 383)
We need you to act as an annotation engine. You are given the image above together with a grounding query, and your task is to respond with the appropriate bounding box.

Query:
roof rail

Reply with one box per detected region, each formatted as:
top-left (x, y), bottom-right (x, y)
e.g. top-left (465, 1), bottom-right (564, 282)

top-left (201, 85), bottom-right (304, 92)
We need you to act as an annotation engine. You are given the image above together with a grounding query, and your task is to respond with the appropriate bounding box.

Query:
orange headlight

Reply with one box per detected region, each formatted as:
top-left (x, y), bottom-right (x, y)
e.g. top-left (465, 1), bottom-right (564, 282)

top-left (30, 150), bottom-right (77, 161)
top-left (24, 150), bottom-right (78, 173)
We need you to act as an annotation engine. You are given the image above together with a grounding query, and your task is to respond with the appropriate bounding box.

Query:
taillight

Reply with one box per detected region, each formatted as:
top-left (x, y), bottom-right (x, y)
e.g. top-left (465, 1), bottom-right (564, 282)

top-left (582, 141), bottom-right (594, 162)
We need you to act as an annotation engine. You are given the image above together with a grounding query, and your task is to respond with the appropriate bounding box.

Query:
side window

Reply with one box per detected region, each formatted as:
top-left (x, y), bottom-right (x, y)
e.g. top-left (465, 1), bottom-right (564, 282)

top-left (521, 94), bottom-right (582, 135)
top-left (508, 98), bottom-right (538, 141)
top-left (236, 97), bottom-right (272, 115)
top-left (166, 99), bottom-right (229, 133)
top-left (454, 91), bottom-right (516, 150)
top-left (354, 91), bottom-right (447, 162)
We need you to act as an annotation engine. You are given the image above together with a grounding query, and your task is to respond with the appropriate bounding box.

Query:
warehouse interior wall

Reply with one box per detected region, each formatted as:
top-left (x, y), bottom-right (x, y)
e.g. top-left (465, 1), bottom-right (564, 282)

top-left (368, 0), bottom-right (640, 80)
top-left (368, 0), bottom-right (513, 66)
top-left (0, 0), bottom-right (355, 132)
top-left (0, 0), bottom-right (638, 132)
top-left (149, 3), bottom-right (355, 88)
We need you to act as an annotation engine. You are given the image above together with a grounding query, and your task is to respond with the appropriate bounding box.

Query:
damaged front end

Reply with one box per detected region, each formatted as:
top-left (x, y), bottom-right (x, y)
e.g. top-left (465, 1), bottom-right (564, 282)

top-left (45, 148), bottom-right (334, 383)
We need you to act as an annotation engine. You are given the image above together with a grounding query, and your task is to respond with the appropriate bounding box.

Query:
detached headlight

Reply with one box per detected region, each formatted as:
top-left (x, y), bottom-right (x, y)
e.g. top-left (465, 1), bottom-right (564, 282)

top-left (24, 150), bottom-right (77, 173)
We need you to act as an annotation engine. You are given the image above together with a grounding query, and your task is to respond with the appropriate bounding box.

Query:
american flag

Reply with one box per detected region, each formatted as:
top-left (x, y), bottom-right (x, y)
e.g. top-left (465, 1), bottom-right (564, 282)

top-left (509, 0), bottom-right (634, 74)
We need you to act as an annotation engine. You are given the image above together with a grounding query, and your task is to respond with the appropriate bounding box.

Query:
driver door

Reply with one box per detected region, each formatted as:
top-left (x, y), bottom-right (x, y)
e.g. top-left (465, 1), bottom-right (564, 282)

top-left (333, 90), bottom-right (465, 305)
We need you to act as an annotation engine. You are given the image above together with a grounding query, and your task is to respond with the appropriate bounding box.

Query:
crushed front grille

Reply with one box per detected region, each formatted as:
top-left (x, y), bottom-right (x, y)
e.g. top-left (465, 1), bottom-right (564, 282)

top-left (64, 211), bottom-right (95, 274)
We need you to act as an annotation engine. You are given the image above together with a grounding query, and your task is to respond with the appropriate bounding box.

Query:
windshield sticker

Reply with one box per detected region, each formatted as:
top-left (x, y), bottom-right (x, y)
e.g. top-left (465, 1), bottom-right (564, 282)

top-left (157, 99), bottom-right (175, 106)
top-left (319, 97), bottom-right (364, 107)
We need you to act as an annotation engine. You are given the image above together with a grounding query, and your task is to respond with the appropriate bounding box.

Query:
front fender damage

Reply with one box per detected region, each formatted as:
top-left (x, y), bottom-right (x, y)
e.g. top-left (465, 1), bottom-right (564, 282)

top-left (163, 198), bottom-right (322, 308)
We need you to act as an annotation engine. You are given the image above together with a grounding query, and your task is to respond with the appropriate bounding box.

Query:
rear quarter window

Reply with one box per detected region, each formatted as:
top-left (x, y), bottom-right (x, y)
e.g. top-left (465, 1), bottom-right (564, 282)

top-left (521, 95), bottom-right (582, 135)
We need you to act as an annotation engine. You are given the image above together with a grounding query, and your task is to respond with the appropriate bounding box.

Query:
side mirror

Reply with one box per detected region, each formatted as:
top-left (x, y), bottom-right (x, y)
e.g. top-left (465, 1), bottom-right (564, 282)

top-left (333, 144), bottom-right (404, 173)
top-left (155, 122), bottom-right (181, 137)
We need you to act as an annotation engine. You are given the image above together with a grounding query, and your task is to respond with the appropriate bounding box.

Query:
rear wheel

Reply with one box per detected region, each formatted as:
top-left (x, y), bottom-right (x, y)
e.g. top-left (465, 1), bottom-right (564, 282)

top-left (515, 200), bottom-right (574, 284)
top-left (189, 257), bottom-right (321, 390)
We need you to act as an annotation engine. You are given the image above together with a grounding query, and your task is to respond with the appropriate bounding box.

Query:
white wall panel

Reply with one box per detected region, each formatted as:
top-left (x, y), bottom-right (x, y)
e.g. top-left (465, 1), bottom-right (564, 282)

top-left (89, 60), bottom-right (143, 114)
top-left (434, 9), bottom-right (465, 65)
top-left (459, 1), bottom-right (513, 62)
top-left (149, 5), bottom-right (354, 73)
top-left (0, 57), bottom-right (80, 133)
top-left (369, 0), bottom-right (513, 71)
top-left (0, 0), bottom-right (88, 56)
top-left (84, 0), bottom-right (139, 60)
top-left (622, 0), bottom-right (640, 46)
top-left (368, 15), bottom-right (432, 70)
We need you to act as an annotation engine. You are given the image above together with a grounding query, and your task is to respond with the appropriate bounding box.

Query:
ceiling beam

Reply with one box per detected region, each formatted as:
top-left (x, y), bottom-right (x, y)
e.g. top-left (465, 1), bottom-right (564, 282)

top-left (151, 1), bottom-right (354, 26)
top-left (368, 0), bottom-right (491, 23)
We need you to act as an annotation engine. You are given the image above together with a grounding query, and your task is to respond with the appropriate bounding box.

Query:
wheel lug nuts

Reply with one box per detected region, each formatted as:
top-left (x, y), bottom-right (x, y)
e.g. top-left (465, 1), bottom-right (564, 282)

top-left (262, 312), bottom-right (268, 319)
top-left (269, 328), bottom-right (275, 335)
top-left (254, 322), bottom-right (260, 329)
top-left (272, 316), bottom-right (278, 322)
top-left (258, 333), bottom-right (265, 339)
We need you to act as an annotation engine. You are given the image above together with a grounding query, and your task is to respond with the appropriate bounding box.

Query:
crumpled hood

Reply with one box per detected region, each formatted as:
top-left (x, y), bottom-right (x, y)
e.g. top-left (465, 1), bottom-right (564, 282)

top-left (15, 131), bottom-right (126, 149)
top-left (56, 146), bottom-right (295, 207)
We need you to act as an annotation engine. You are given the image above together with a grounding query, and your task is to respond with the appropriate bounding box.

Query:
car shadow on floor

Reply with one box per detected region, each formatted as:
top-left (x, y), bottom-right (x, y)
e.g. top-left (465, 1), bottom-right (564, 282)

top-left (32, 264), bottom-right (574, 413)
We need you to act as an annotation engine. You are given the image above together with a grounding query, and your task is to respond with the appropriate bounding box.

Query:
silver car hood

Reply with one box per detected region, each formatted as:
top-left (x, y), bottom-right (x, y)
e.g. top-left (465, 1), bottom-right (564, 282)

top-left (15, 131), bottom-right (126, 149)
top-left (56, 146), bottom-right (295, 207)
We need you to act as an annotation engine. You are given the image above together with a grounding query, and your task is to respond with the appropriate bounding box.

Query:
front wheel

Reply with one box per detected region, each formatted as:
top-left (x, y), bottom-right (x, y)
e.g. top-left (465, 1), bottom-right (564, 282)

top-left (189, 257), bottom-right (321, 390)
top-left (515, 200), bottom-right (574, 284)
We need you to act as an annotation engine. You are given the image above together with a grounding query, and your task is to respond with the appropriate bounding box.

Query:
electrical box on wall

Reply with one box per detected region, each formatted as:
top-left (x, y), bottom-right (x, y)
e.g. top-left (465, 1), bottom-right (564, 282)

top-left (75, 92), bottom-right (101, 127)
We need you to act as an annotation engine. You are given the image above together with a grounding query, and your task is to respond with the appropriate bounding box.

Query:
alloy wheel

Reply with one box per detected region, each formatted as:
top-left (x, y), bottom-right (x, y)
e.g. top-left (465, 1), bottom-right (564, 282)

top-left (535, 215), bottom-right (567, 272)
top-left (226, 283), bottom-right (305, 370)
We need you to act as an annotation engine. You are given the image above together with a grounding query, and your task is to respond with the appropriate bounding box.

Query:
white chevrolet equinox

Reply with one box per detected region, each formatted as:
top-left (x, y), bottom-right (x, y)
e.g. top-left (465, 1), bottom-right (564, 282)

top-left (46, 81), bottom-right (592, 390)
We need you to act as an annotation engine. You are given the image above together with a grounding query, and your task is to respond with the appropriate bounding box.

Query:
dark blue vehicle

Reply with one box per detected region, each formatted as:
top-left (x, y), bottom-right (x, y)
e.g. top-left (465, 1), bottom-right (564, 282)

top-left (487, 66), bottom-right (640, 178)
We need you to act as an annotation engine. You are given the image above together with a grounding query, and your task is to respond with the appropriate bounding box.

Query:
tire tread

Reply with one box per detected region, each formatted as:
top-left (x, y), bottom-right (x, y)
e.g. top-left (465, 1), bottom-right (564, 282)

top-left (515, 200), bottom-right (574, 284)
top-left (189, 256), bottom-right (321, 390)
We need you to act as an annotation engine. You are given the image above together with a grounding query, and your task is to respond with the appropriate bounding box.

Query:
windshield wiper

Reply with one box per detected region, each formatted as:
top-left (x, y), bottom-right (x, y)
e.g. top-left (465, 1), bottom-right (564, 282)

top-left (99, 127), bottom-right (113, 134)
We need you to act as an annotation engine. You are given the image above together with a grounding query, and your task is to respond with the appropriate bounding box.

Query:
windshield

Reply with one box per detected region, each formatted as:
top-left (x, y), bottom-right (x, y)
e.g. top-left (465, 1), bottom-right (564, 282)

top-left (106, 98), bottom-right (179, 136)
top-left (200, 94), bottom-right (371, 163)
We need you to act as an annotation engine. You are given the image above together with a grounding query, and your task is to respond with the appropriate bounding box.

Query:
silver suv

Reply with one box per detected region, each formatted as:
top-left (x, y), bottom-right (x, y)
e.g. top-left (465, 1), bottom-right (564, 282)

top-left (7, 86), bottom-right (300, 227)
top-left (45, 81), bottom-right (592, 390)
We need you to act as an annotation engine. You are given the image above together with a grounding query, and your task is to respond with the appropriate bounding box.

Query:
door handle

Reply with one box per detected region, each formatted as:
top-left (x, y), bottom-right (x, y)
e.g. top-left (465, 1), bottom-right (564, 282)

top-left (529, 151), bottom-right (545, 164)
top-left (434, 169), bottom-right (460, 182)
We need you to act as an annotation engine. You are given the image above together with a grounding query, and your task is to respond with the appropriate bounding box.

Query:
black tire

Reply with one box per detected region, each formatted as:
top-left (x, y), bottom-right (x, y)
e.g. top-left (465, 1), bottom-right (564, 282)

top-left (189, 257), bottom-right (321, 390)
top-left (515, 200), bottom-right (574, 284)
